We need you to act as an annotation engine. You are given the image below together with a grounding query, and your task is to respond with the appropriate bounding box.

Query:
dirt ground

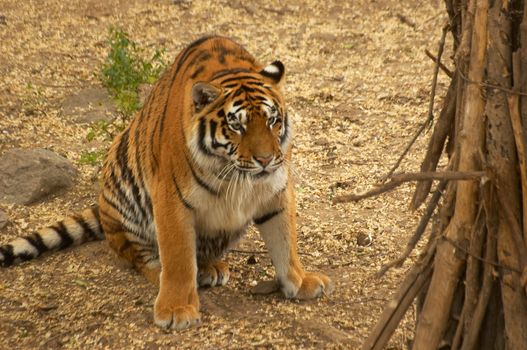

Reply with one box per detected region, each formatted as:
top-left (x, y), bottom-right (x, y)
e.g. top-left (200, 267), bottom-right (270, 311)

top-left (0, 0), bottom-right (450, 349)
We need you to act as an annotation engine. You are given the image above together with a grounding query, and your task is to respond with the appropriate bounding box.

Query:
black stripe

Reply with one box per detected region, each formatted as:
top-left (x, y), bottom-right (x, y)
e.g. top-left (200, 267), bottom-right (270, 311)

top-left (223, 83), bottom-right (240, 89)
top-left (186, 157), bottom-right (220, 196)
top-left (191, 65), bottom-right (205, 79)
top-left (211, 68), bottom-right (252, 81)
top-left (108, 168), bottom-right (138, 219)
top-left (144, 88), bottom-right (159, 171)
top-left (209, 120), bottom-right (230, 150)
top-left (91, 205), bottom-right (101, 223)
top-left (157, 97), bottom-right (169, 150)
top-left (118, 239), bottom-right (133, 254)
top-left (191, 51), bottom-right (212, 66)
top-left (280, 112), bottom-right (289, 145)
top-left (254, 208), bottom-right (284, 225)
top-left (172, 174), bottom-right (195, 210)
top-left (220, 75), bottom-right (260, 85)
top-left (133, 123), bottom-right (154, 222)
top-left (169, 36), bottom-right (214, 88)
top-left (102, 193), bottom-right (136, 224)
top-left (73, 215), bottom-right (98, 241)
top-left (24, 233), bottom-right (48, 254)
top-left (0, 244), bottom-right (15, 267)
top-left (232, 88), bottom-right (245, 98)
top-left (198, 118), bottom-right (213, 156)
top-left (51, 222), bottom-right (74, 249)
top-left (18, 253), bottom-right (33, 262)
top-left (117, 129), bottom-right (149, 223)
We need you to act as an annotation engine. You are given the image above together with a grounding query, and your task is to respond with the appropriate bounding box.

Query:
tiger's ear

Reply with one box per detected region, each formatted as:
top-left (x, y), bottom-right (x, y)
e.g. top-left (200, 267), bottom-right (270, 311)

top-left (192, 82), bottom-right (221, 113)
top-left (260, 60), bottom-right (285, 84)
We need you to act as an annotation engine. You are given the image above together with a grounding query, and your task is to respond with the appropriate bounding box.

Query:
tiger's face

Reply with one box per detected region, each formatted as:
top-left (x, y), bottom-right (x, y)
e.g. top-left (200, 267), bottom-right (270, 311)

top-left (190, 61), bottom-right (290, 179)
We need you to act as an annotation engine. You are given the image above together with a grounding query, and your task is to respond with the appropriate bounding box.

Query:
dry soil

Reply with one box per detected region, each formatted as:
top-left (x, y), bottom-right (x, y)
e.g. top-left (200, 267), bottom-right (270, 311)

top-left (0, 0), bottom-right (450, 349)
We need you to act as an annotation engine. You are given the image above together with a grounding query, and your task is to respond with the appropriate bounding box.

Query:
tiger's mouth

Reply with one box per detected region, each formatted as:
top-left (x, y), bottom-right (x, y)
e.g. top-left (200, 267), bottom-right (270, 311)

top-left (233, 162), bottom-right (282, 178)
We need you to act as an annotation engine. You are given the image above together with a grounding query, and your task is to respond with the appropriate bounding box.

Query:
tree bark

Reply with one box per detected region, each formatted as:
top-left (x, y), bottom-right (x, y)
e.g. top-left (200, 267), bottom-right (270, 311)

top-left (485, 1), bottom-right (527, 347)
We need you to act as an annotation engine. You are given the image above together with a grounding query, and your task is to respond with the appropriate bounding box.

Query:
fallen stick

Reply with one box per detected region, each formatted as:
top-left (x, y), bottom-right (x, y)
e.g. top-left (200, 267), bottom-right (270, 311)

top-left (333, 171), bottom-right (485, 204)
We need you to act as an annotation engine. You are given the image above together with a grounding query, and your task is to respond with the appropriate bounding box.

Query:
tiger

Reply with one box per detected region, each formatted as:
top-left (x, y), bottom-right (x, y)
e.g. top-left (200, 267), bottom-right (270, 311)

top-left (0, 35), bottom-right (333, 329)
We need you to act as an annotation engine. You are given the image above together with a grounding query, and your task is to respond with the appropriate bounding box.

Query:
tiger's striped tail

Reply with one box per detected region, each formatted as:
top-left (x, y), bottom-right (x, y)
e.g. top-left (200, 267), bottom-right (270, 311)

top-left (0, 206), bottom-right (104, 267)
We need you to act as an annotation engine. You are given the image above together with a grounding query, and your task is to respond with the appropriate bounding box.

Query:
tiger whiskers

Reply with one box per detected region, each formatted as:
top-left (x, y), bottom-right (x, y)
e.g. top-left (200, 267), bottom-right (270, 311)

top-left (212, 163), bottom-right (237, 193)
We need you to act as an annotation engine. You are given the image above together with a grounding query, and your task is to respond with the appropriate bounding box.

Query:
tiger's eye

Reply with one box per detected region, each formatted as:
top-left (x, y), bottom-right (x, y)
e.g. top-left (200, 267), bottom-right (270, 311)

top-left (230, 121), bottom-right (242, 131)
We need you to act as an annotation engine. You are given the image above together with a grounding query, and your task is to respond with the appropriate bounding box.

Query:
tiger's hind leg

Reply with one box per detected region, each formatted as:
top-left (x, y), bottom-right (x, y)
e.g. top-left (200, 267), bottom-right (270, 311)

top-left (106, 231), bottom-right (160, 286)
top-left (198, 260), bottom-right (230, 287)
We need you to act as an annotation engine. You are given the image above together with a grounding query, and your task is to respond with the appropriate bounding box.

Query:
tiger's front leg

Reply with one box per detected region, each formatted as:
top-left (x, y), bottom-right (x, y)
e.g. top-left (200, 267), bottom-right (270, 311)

top-left (255, 183), bottom-right (333, 299)
top-left (152, 183), bottom-right (200, 330)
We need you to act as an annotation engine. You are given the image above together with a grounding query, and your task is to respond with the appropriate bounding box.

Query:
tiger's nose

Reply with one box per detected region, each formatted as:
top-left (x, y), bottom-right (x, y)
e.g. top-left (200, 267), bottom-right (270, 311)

top-left (254, 154), bottom-right (274, 167)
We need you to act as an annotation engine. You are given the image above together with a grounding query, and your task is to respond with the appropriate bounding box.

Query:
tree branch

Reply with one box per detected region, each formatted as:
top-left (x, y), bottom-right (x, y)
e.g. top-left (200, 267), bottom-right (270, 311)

top-left (333, 171), bottom-right (485, 204)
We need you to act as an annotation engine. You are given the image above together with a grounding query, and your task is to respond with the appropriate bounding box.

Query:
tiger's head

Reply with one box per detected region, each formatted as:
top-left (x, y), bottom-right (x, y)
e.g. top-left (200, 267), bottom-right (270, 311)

top-left (189, 61), bottom-right (290, 180)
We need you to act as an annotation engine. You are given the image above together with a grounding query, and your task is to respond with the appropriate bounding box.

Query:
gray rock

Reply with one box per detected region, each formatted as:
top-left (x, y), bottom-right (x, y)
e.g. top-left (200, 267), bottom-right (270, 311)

top-left (61, 87), bottom-right (116, 123)
top-left (0, 148), bottom-right (78, 205)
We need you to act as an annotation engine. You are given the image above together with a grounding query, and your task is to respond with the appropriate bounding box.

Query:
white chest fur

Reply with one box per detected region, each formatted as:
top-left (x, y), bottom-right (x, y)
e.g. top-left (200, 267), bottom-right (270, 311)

top-left (189, 167), bottom-right (288, 235)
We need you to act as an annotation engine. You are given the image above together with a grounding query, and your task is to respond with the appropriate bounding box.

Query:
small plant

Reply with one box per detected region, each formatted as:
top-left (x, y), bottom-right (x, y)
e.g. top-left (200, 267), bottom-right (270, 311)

top-left (86, 120), bottom-right (112, 141)
top-left (83, 28), bottom-right (167, 168)
top-left (79, 149), bottom-right (106, 166)
top-left (22, 83), bottom-right (46, 116)
top-left (100, 27), bottom-right (166, 118)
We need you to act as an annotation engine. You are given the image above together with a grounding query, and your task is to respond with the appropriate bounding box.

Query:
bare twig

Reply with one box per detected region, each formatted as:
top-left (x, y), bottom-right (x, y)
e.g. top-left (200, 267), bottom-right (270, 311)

top-left (508, 52), bottom-right (527, 244)
top-left (425, 49), bottom-right (454, 78)
top-left (378, 24), bottom-right (450, 184)
top-left (451, 307), bottom-right (465, 350)
top-left (411, 79), bottom-right (457, 209)
top-left (229, 248), bottom-right (314, 257)
top-left (456, 63), bottom-right (527, 97)
top-left (333, 171), bottom-right (485, 204)
top-left (396, 14), bottom-right (416, 29)
top-left (441, 235), bottom-right (520, 274)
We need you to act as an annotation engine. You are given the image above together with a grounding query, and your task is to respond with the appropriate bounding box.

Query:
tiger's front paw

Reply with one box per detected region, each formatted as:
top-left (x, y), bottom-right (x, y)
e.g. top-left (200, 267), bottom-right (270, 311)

top-left (280, 271), bottom-right (333, 299)
top-left (295, 272), bottom-right (333, 299)
top-left (198, 260), bottom-right (230, 287)
top-left (154, 295), bottom-right (201, 330)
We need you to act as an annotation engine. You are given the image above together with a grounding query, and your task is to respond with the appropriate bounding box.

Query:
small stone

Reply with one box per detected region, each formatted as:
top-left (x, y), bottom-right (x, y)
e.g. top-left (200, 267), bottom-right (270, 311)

top-left (356, 232), bottom-right (373, 247)
top-left (0, 210), bottom-right (8, 229)
top-left (309, 32), bottom-right (337, 42)
top-left (314, 138), bottom-right (329, 146)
